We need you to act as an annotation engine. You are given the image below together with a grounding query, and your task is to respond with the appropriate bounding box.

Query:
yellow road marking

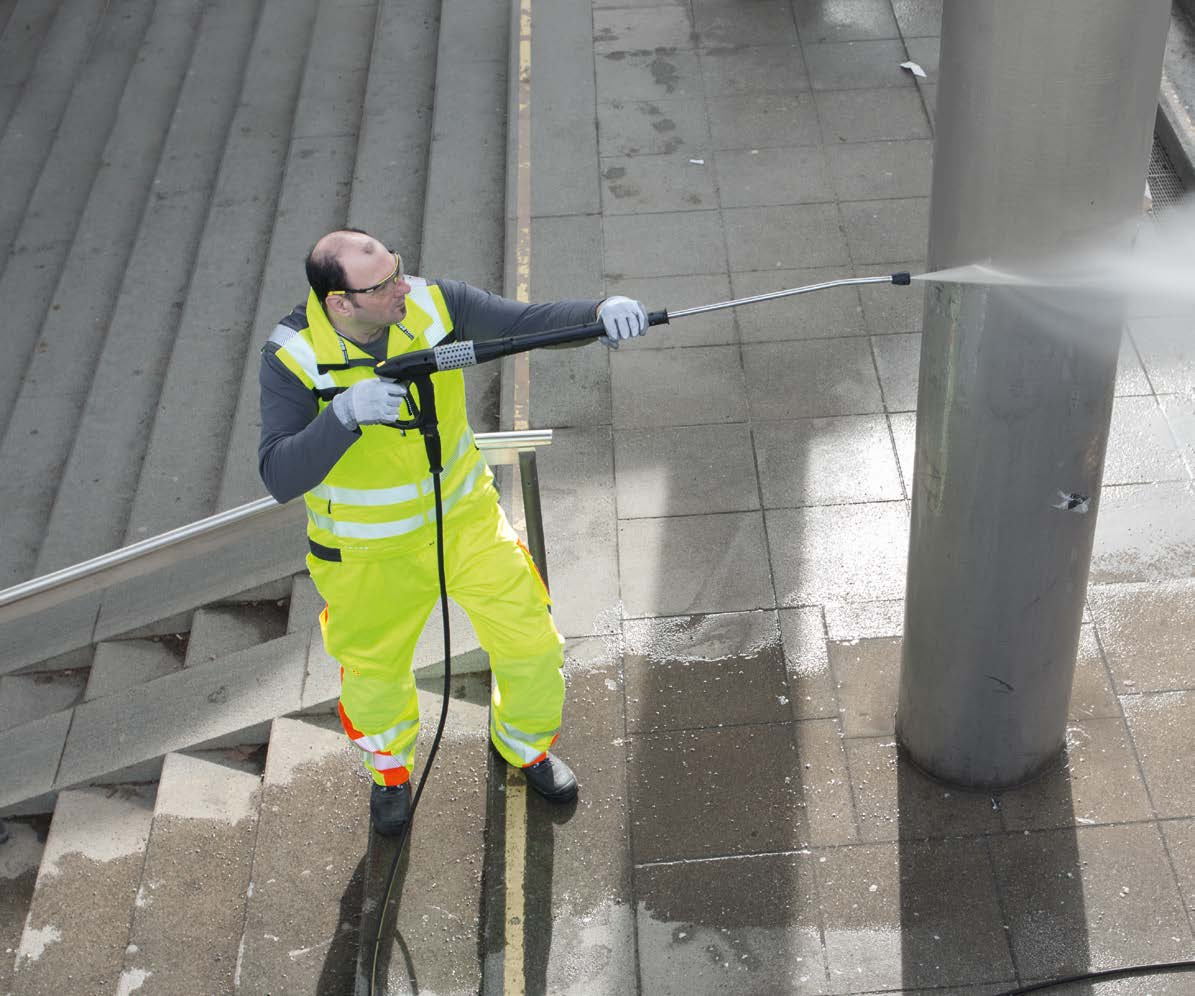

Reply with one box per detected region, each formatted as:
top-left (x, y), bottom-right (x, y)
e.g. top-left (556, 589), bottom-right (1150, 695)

top-left (503, 2), bottom-right (534, 993)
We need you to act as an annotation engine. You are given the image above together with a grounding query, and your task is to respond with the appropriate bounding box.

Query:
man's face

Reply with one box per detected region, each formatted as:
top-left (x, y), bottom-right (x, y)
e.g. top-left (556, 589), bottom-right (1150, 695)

top-left (335, 238), bottom-right (411, 327)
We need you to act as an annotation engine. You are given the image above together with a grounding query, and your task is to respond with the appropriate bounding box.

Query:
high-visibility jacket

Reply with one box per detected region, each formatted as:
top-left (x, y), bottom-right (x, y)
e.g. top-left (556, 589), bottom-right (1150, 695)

top-left (266, 278), bottom-right (492, 560)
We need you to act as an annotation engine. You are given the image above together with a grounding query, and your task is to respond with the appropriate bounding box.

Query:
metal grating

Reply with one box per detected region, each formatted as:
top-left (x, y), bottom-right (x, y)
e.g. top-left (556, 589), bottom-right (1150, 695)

top-left (1147, 134), bottom-right (1187, 212)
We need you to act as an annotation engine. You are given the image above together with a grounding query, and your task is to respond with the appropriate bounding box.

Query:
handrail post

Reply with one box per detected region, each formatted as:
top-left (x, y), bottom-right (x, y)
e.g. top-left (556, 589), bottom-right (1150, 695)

top-left (518, 448), bottom-right (548, 587)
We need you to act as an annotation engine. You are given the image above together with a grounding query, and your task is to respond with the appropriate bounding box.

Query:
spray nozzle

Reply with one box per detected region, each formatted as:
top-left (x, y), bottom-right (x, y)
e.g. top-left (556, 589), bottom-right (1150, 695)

top-left (891, 271), bottom-right (911, 285)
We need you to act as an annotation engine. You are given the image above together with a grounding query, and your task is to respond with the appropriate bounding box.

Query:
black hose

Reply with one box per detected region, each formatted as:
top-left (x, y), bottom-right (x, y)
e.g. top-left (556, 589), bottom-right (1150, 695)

top-left (995, 959), bottom-right (1195, 994)
top-left (368, 468), bottom-right (453, 996)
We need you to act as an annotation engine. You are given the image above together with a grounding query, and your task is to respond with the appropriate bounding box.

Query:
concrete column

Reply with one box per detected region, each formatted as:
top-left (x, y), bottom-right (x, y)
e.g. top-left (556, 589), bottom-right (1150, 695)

top-left (896, 0), bottom-right (1171, 788)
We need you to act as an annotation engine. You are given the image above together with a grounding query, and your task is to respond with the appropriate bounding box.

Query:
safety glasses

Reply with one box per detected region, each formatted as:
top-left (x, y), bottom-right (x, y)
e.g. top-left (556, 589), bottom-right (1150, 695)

top-left (327, 251), bottom-right (404, 297)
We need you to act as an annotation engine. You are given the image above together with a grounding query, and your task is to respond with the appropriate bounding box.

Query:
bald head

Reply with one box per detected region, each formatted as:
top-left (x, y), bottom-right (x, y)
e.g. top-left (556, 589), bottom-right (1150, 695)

top-left (305, 228), bottom-right (388, 301)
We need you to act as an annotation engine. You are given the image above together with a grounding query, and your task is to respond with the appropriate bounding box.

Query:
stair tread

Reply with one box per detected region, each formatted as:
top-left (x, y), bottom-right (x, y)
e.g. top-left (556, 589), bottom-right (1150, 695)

top-left (12, 785), bottom-right (154, 995)
top-left (235, 715), bottom-right (368, 995)
top-left (35, 0), bottom-right (263, 578)
top-left (121, 752), bottom-right (261, 994)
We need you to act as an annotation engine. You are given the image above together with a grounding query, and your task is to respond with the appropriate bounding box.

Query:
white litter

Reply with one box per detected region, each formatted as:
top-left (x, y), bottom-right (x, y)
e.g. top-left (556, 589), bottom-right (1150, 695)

top-left (688, 158), bottom-right (705, 165)
top-left (900, 60), bottom-right (927, 78)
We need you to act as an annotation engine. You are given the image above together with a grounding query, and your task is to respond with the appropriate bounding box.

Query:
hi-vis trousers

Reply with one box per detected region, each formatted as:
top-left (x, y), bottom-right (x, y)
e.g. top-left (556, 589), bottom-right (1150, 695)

top-left (308, 495), bottom-right (566, 786)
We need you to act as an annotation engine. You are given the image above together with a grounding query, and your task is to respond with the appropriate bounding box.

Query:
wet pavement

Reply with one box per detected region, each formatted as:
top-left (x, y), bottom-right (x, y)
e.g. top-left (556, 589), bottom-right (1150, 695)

top-left (510, 0), bottom-right (1195, 992)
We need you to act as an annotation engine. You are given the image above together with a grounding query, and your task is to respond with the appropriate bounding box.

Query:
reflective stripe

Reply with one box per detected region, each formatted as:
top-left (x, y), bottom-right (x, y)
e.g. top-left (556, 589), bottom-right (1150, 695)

top-left (406, 282), bottom-right (449, 346)
top-left (492, 717), bottom-right (558, 765)
top-left (306, 461), bottom-right (488, 539)
top-left (278, 332), bottom-right (339, 392)
top-left (268, 324), bottom-right (298, 348)
top-left (349, 717), bottom-right (418, 754)
top-left (308, 431), bottom-right (475, 506)
top-left (368, 751), bottom-right (412, 771)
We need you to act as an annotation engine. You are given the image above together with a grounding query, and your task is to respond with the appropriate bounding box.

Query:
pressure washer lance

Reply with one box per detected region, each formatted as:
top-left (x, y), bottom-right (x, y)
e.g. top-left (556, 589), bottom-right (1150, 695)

top-left (364, 269), bottom-right (911, 994)
top-left (375, 271), bottom-right (913, 389)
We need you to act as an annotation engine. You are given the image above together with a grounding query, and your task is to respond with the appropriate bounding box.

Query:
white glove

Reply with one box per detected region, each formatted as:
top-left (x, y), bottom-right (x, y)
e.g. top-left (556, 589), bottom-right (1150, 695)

top-left (332, 377), bottom-right (408, 430)
top-left (598, 296), bottom-right (648, 349)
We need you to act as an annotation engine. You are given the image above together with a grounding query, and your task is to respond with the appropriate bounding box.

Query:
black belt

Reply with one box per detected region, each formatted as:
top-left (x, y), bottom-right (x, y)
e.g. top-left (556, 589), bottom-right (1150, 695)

top-left (308, 538), bottom-right (342, 562)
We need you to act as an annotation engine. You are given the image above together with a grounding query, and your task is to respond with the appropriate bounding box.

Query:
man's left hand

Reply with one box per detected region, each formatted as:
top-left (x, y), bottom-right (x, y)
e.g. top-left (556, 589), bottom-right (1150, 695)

top-left (598, 296), bottom-right (648, 349)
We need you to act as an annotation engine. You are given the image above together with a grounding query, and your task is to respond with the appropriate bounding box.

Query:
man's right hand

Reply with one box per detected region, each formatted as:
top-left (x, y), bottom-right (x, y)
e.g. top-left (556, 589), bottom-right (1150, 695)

top-left (331, 377), bottom-right (409, 430)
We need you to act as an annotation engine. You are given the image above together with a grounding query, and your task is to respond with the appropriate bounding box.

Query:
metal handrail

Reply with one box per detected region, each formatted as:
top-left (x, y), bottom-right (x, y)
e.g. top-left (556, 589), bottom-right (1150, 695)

top-left (0, 429), bottom-right (552, 624)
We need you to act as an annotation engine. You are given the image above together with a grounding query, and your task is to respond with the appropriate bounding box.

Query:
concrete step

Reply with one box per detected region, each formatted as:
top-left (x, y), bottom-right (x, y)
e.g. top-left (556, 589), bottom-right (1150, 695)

top-left (420, 0), bottom-right (512, 433)
top-left (120, 751), bottom-right (263, 995)
top-left (34, 0), bottom-right (264, 578)
top-left (216, 0), bottom-right (387, 513)
top-left (0, 816), bottom-right (48, 995)
top-left (0, 0), bottom-right (204, 588)
top-left (184, 602), bottom-right (290, 670)
top-left (84, 637), bottom-right (186, 702)
top-left (122, 0), bottom-right (322, 542)
top-left (345, 0), bottom-right (439, 272)
top-left (0, 668), bottom-right (87, 733)
top-left (10, 785), bottom-right (155, 995)
top-left (0, 0), bottom-right (62, 136)
top-left (235, 715), bottom-right (369, 995)
top-left (0, 631), bottom-right (307, 816)
top-left (0, 0), bottom-right (107, 273)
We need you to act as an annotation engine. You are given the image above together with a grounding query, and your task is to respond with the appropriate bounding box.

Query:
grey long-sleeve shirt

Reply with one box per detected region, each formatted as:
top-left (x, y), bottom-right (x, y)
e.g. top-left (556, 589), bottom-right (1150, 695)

top-left (258, 279), bottom-right (600, 503)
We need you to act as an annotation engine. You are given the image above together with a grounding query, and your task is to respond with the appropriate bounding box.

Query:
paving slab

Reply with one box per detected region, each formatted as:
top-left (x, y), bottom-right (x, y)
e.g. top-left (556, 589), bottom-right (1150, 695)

top-left (623, 610), bottom-right (789, 733)
top-left (699, 43), bottom-right (809, 97)
top-left (795, 717), bottom-right (858, 845)
top-left (743, 338), bottom-right (884, 419)
top-left (694, 0), bottom-right (797, 48)
top-left (827, 139), bottom-right (932, 201)
top-left (778, 604), bottom-right (838, 720)
top-left (814, 87), bottom-right (931, 144)
top-left (121, 752), bottom-right (261, 995)
top-left (613, 343), bottom-right (748, 428)
top-left (627, 722), bottom-right (804, 863)
top-left (595, 5), bottom-right (695, 54)
top-left (1121, 690), bottom-right (1195, 820)
top-left (56, 631), bottom-right (307, 792)
top-left (818, 838), bottom-right (1014, 992)
top-left (990, 824), bottom-right (1194, 982)
top-left (732, 266), bottom-right (867, 342)
top-left (1103, 394), bottom-right (1190, 485)
top-left (752, 414), bottom-right (903, 507)
top-left (871, 331), bottom-right (921, 412)
top-left (1068, 624), bottom-right (1120, 722)
top-left (839, 196), bottom-right (930, 264)
top-left (530, 0), bottom-right (602, 218)
top-left (12, 785), bottom-right (154, 995)
top-left (614, 422), bottom-right (760, 518)
top-left (636, 851), bottom-right (827, 995)
top-left (536, 425), bottom-right (621, 639)
top-left (596, 48), bottom-right (703, 102)
top-left (997, 717), bottom-right (1154, 832)
top-left (724, 202), bottom-right (848, 270)
top-left (597, 95), bottom-right (711, 158)
top-left (1090, 482), bottom-right (1195, 583)
top-left (766, 501), bottom-right (910, 605)
top-left (1088, 579), bottom-right (1195, 694)
top-left (605, 271), bottom-right (735, 348)
top-left (856, 258), bottom-right (926, 333)
top-left (237, 716), bottom-right (369, 996)
top-left (803, 39), bottom-right (917, 91)
top-left (794, 0), bottom-right (899, 43)
top-left (600, 152), bottom-right (718, 215)
top-left (618, 510), bottom-right (775, 617)
top-left (603, 209), bottom-right (727, 279)
top-left (707, 90), bottom-right (821, 150)
top-left (716, 145), bottom-right (834, 208)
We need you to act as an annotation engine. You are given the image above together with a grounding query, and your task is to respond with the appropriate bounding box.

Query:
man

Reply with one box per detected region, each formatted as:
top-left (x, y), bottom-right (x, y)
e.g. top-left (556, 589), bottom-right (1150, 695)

top-left (258, 229), bottom-right (647, 836)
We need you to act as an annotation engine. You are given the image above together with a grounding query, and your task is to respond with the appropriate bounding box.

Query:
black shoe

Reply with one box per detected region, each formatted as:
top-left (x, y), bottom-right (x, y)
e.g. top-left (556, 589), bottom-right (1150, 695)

top-left (370, 781), bottom-right (412, 837)
top-left (522, 752), bottom-right (578, 802)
